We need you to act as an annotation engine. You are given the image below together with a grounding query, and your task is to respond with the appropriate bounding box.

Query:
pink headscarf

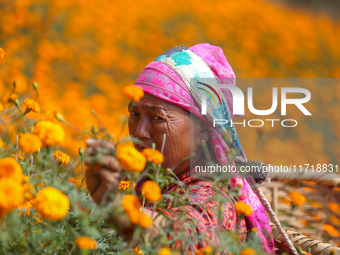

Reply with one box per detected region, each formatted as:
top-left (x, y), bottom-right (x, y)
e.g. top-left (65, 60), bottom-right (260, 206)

top-left (134, 43), bottom-right (274, 254)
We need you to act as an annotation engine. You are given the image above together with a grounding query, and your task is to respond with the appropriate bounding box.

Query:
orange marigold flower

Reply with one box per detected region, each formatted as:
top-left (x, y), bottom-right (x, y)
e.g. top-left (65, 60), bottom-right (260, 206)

top-left (309, 201), bottom-right (323, 208)
top-left (35, 187), bottom-right (69, 221)
top-left (18, 199), bottom-right (35, 216)
top-left (289, 191), bottom-right (306, 206)
top-left (116, 144), bottom-right (146, 172)
top-left (122, 194), bottom-right (152, 227)
top-left (141, 180), bottom-right (162, 202)
top-left (0, 48), bottom-right (5, 58)
top-left (0, 102), bottom-right (3, 113)
top-left (19, 133), bottom-right (42, 153)
top-left (235, 201), bottom-right (253, 216)
top-left (142, 148), bottom-right (164, 164)
top-left (240, 248), bottom-right (257, 255)
top-left (122, 194), bottom-right (141, 213)
top-left (0, 157), bottom-right (23, 181)
top-left (0, 178), bottom-right (24, 217)
top-left (33, 120), bottom-right (65, 146)
top-left (134, 247), bottom-right (143, 255)
top-left (323, 224), bottom-right (340, 237)
top-left (53, 150), bottom-right (70, 164)
top-left (123, 85), bottom-right (144, 102)
top-left (9, 94), bottom-right (19, 101)
top-left (24, 98), bottom-right (40, 113)
top-left (196, 247), bottom-right (212, 255)
top-left (0, 138), bottom-right (3, 147)
top-left (328, 202), bottom-right (340, 214)
top-left (158, 247), bottom-right (171, 255)
top-left (119, 180), bottom-right (135, 191)
top-left (331, 216), bottom-right (340, 226)
top-left (75, 236), bottom-right (98, 250)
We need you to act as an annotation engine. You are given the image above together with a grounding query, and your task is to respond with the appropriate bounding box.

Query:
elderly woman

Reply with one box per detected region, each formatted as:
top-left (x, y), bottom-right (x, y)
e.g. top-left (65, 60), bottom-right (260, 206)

top-left (85, 44), bottom-right (274, 254)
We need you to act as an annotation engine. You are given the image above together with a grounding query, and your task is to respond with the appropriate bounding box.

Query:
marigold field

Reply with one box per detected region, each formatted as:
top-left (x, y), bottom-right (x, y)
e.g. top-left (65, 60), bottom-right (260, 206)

top-left (0, 0), bottom-right (340, 254)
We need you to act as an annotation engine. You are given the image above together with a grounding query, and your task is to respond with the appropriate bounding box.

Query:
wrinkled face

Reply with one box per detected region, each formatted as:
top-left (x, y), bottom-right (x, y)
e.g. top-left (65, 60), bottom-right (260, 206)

top-left (128, 93), bottom-right (203, 174)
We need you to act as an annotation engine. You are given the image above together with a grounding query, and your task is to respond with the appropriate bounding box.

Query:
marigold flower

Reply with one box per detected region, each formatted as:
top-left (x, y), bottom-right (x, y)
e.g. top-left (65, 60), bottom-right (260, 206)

top-left (119, 181), bottom-right (135, 191)
top-left (75, 236), bottom-right (98, 250)
top-left (53, 150), bottom-right (70, 164)
top-left (116, 144), bottom-right (146, 172)
top-left (19, 133), bottom-right (42, 153)
top-left (0, 103), bottom-right (3, 113)
top-left (141, 180), bottom-right (162, 202)
top-left (68, 177), bottom-right (87, 190)
top-left (18, 199), bottom-right (35, 216)
top-left (35, 187), bottom-right (70, 221)
top-left (323, 224), bottom-right (340, 237)
top-left (0, 138), bottom-right (3, 147)
top-left (0, 48), bottom-right (4, 58)
top-left (9, 94), bottom-right (19, 101)
top-left (0, 157), bottom-right (23, 181)
top-left (196, 247), bottom-right (212, 255)
top-left (158, 247), bottom-right (171, 255)
top-left (123, 85), bottom-right (144, 102)
top-left (328, 202), bottom-right (340, 214)
top-left (289, 191), bottom-right (306, 206)
top-left (142, 148), bottom-right (164, 164)
top-left (24, 98), bottom-right (40, 113)
top-left (122, 194), bottom-right (152, 227)
top-left (240, 248), bottom-right (257, 255)
top-left (122, 194), bottom-right (141, 213)
top-left (235, 201), bottom-right (253, 216)
top-left (134, 247), bottom-right (143, 255)
top-left (33, 120), bottom-right (65, 146)
top-left (0, 178), bottom-right (24, 217)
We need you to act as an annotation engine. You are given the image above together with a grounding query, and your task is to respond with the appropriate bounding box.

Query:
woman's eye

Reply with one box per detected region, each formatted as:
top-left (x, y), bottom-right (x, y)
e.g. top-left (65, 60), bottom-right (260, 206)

top-left (153, 115), bottom-right (164, 121)
top-left (129, 111), bottom-right (139, 117)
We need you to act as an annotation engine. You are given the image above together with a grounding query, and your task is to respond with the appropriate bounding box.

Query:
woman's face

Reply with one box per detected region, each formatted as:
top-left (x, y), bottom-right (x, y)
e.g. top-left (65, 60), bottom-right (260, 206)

top-left (128, 93), bottom-right (205, 173)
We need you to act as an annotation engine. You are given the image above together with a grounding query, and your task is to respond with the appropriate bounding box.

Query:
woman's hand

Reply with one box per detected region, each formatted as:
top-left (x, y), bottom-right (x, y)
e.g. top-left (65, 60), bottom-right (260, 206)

top-left (85, 138), bottom-right (122, 204)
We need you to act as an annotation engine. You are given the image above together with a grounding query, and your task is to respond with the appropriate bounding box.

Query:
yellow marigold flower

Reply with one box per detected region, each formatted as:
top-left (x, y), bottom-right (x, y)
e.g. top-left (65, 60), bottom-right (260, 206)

top-left (0, 102), bottom-right (3, 113)
top-left (19, 133), bottom-right (42, 153)
top-left (142, 148), bottom-right (164, 164)
top-left (0, 178), bottom-right (24, 216)
top-left (141, 180), bottom-right (162, 202)
top-left (240, 248), bottom-right (257, 255)
top-left (24, 98), bottom-right (40, 113)
top-left (122, 194), bottom-right (141, 213)
top-left (134, 247), bottom-right (142, 255)
top-left (33, 120), bottom-right (65, 146)
top-left (53, 150), bottom-right (70, 164)
top-left (0, 48), bottom-right (5, 58)
top-left (123, 85), bottom-right (144, 102)
top-left (116, 144), bottom-right (146, 172)
top-left (119, 180), bottom-right (135, 191)
top-left (323, 224), bottom-right (340, 237)
top-left (158, 247), bottom-right (171, 255)
top-left (35, 187), bottom-right (69, 221)
top-left (289, 191), bottom-right (306, 206)
top-left (235, 201), bottom-right (253, 216)
top-left (0, 138), bottom-right (3, 147)
top-left (196, 247), bottom-right (212, 255)
top-left (75, 236), bottom-right (98, 250)
top-left (0, 157), bottom-right (23, 181)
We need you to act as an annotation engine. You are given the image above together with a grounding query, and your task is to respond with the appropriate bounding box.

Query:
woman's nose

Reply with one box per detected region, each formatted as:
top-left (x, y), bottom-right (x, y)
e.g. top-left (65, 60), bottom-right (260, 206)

top-left (134, 117), bottom-right (151, 140)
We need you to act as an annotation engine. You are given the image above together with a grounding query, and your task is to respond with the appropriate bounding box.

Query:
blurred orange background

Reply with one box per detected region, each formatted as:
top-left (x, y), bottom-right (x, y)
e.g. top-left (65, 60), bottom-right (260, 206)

top-left (0, 0), bottom-right (339, 166)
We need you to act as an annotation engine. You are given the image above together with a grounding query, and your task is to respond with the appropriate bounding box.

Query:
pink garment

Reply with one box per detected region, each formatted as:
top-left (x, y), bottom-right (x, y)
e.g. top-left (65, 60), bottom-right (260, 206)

top-left (134, 43), bottom-right (274, 254)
